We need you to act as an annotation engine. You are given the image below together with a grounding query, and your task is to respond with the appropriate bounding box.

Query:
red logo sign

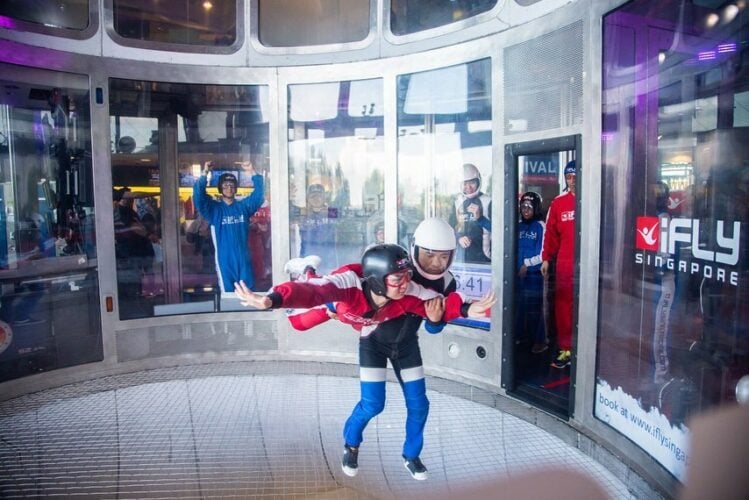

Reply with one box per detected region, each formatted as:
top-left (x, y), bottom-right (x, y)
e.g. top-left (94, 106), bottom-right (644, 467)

top-left (636, 216), bottom-right (660, 251)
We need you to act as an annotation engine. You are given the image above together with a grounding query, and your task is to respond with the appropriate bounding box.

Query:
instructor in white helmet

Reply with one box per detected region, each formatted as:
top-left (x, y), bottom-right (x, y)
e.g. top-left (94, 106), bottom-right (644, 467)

top-left (453, 163), bottom-right (492, 263)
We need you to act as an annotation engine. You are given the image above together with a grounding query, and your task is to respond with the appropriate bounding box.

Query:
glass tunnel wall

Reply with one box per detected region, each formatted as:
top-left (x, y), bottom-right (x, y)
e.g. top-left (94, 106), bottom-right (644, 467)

top-left (109, 79), bottom-right (270, 319)
top-left (396, 59), bottom-right (493, 330)
top-left (598, 0), bottom-right (749, 482)
top-left (287, 79), bottom-right (384, 275)
top-left (0, 66), bottom-right (102, 382)
top-left (2, 0), bottom-right (744, 496)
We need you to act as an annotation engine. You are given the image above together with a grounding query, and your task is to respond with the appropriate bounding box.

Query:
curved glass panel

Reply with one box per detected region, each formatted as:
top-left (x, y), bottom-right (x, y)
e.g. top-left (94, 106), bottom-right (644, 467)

top-left (390, 0), bottom-right (497, 36)
top-left (110, 79), bottom-right (269, 319)
top-left (396, 59), bottom-right (492, 329)
top-left (0, 0), bottom-right (89, 30)
top-left (258, 0), bottom-right (370, 47)
top-left (599, 0), bottom-right (749, 482)
top-left (288, 79), bottom-right (384, 274)
top-left (0, 64), bottom-right (101, 382)
top-left (112, 0), bottom-right (236, 46)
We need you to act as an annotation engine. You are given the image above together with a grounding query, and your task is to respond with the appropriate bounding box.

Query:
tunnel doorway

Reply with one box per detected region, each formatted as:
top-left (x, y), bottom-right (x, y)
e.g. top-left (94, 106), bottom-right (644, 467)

top-left (502, 135), bottom-right (581, 420)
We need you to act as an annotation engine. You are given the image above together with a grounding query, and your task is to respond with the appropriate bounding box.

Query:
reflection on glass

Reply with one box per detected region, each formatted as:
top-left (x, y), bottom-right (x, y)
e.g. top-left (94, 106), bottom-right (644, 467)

top-left (110, 115), bottom-right (161, 319)
top-left (258, 0), bottom-right (370, 47)
top-left (397, 59), bottom-right (492, 329)
top-left (113, 0), bottom-right (236, 46)
top-left (390, 0), bottom-right (496, 36)
top-left (288, 79), bottom-right (384, 275)
top-left (110, 79), bottom-right (269, 319)
top-left (0, 0), bottom-right (89, 30)
top-left (0, 66), bottom-right (101, 382)
top-left (600, 0), bottom-right (749, 482)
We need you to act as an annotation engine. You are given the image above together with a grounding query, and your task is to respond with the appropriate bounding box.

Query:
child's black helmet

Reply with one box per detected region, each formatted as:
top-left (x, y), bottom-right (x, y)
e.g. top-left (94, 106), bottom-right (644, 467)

top-left (519, 191), bottom-right (543, 220)
top-left (361, 244), bottom-right (412, 296)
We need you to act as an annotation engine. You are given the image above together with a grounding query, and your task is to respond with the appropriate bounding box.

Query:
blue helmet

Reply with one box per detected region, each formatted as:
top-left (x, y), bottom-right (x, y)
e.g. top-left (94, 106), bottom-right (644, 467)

top-left (563, 160), bottom-right (577, 176)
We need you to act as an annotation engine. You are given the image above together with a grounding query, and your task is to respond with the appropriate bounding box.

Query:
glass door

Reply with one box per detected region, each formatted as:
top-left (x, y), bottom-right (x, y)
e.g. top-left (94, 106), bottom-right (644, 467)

top-left (503, 134), bottom-right (581, 419)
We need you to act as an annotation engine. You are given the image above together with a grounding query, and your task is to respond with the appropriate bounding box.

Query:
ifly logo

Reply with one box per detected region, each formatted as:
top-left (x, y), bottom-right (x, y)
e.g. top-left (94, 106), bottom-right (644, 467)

top-left (636, 215), bottom-right (741, 286)
top-left (636, 215), bottom-right (740, 265)
top-left (636, 216), bottom-right (660, 251)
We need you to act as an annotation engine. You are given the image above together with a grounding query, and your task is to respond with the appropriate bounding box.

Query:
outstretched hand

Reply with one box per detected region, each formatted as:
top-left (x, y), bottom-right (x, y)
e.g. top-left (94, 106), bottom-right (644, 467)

top-left (466, 291), bottom-right (497, 318)
top-left (234, 280), bottom-right (272, 309)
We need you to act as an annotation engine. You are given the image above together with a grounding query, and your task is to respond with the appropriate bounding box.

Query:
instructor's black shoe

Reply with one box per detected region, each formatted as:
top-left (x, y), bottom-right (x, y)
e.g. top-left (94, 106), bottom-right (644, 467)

top-left (403, 456), bottom-right (428, 480)
top-left (341, 444), bottom-right (359, 477)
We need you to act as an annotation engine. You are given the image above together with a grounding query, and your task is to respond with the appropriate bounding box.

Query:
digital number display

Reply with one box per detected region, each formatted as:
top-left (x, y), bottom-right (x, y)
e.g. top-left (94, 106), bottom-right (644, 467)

top-left (449, 262), bottom-right (491, 330)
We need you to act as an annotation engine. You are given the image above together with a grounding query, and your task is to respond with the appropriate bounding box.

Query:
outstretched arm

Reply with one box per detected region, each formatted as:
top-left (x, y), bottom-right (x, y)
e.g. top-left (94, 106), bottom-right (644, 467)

top-left (235, 280), bottom-right (272, 308)
top-left (427, 290), bottom-right (496, 323)
top-left (236, 270), bottom-right (361, 310)
top-left (192, 162), bottom-right (215, 221)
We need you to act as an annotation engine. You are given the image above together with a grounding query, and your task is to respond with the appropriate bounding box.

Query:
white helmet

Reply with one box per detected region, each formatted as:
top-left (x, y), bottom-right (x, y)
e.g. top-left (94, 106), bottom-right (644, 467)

top-left (462, 163), bottom-right (482, 198)
top-left (411, 218), bottom-right (456, 280)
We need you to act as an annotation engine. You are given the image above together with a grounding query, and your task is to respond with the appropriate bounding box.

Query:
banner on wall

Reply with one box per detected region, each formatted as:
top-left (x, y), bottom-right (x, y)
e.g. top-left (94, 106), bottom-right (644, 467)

top-left (522, 154), bottom-right (559, 184)
top-left (595, 379), bottom-right (690, 482)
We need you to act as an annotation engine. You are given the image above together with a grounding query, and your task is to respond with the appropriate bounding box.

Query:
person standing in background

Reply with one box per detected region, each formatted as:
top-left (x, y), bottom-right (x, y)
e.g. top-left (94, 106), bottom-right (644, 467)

top-left (541, 160), bottom-right (577, 369)
top-left (517, 191), bottom-right (547, 354)
top-left (193, 160), bottom-right (264, 293)
top-left (453, 163), bottom-right (491, 263)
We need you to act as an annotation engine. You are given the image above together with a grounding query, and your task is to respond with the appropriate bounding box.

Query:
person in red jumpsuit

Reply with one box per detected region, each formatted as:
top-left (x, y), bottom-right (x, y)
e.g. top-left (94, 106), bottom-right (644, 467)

top-left (541, 160), bottom-right (577, 369)
top-left (234, 244), bottom-right (494, 337)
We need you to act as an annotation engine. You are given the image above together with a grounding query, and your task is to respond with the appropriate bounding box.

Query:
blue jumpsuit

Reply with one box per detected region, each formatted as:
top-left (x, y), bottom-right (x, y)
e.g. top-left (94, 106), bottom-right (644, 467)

top-left (343, 271), bottom-right (456, 460)
top-left (517, 219), bottom-right (545, 344)
top-left (193, 174), bottom-right (264, 292)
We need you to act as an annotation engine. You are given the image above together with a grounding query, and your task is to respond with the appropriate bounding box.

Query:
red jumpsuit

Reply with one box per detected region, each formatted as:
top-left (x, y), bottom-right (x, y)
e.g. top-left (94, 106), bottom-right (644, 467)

top-left (542, 191), bottom-right (576, 351)
top-left (266, 264), bottom-right (472, 337)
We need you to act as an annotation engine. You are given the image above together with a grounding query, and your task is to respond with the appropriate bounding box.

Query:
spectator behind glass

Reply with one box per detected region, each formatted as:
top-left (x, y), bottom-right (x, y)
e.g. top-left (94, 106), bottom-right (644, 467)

top-left (517, 191), bottom-right (547, 354)
top-left (453, 163), bottom-right (491, 263)
top-left (192, 160), bottom-right (264, 293)
top-left (185, 214), bottom-right (214, 275)
top-left (113, 187), bottom-right (154, 318)
top-left (541, 160), bottom-right (577, 370)
top-left (297, 183), bottom-right (338, 271)
top-left (248, 183), bottom-right (272, 292)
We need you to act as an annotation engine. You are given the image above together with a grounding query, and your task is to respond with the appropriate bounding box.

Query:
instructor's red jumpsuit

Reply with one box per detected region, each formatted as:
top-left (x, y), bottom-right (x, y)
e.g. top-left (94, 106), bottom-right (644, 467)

top-left (542, 191), bottom-right (576, 351)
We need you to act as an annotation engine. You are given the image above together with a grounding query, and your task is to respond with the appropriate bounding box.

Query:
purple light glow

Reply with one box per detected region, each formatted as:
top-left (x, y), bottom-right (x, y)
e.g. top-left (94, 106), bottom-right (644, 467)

top-left (717, 43), bottom-right (737, 53)
top-left (0, 15), bottom-right (19, 29)
top-left (698, 51), bottom-right (716, 61)
top-left (601, 132), bottom-right (615, 142)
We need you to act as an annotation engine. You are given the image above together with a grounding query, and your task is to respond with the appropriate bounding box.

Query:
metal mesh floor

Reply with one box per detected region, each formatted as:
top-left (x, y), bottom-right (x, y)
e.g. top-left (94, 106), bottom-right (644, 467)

top-left (0, 362), bottom-right (633, 499)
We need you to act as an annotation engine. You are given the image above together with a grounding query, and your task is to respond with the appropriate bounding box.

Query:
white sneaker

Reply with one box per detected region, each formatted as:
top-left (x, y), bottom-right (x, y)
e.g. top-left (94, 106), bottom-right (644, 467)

top-left (284, 255), bottom-right (322, 277)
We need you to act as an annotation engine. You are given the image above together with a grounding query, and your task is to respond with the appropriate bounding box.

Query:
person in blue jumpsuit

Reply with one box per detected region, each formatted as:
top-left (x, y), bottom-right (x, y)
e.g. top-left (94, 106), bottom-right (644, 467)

top-left (193, 161), bottom-right (264, 293)
top-left (516, 191), bottom-right (547, 353)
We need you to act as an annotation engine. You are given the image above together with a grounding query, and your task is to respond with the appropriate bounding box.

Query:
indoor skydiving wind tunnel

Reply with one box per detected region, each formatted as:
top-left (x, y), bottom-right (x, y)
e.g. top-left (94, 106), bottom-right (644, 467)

top-left (0, 0), bottom-right (748, 499)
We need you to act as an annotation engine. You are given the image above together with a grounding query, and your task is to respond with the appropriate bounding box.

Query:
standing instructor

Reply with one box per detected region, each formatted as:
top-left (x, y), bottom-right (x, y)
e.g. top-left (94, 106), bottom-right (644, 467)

top-left (193, 160), bottom-right (264, 293)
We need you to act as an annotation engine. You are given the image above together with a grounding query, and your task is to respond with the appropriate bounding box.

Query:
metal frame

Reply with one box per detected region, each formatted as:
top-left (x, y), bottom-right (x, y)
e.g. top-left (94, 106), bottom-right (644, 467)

top-left (248, 0), bottom-right (378, 55)
top-left (102, 0), bottom-right (245, 55)
top-left (501, 134), bottom-right (581, 419)
top-left (0, 1), bottom-right (99, 40)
